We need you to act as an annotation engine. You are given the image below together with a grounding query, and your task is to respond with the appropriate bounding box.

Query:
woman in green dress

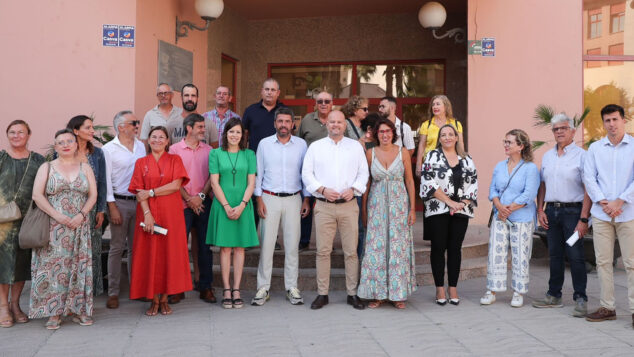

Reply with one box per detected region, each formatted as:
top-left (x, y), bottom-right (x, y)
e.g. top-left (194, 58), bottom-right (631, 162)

top-left (0, 120), bottom-right (45, 328)
top-left (207, 118), bottom-right (258, 309)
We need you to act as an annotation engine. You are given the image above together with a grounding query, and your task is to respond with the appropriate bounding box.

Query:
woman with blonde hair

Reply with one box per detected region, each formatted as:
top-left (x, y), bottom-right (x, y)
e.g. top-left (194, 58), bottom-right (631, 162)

top-left (415, 95), bottom-right (464, 175)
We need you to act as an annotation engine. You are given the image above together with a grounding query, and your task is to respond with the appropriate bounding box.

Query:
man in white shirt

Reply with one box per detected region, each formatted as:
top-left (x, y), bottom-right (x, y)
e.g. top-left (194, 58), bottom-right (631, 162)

top-left (302, 110), bottom-right (369, 310)
top-left (532, 113), bottom-right (591, 316)
top-left (378, 96), bottom-right (415, 155)
top-left (102, 111), bottom-right (147, 309)
top-left (140, 83), bottom-right (183, 143)
top-left (252, 107), bottom-right (311, 306)
top-left (583, 104), bottom-right (634, 327)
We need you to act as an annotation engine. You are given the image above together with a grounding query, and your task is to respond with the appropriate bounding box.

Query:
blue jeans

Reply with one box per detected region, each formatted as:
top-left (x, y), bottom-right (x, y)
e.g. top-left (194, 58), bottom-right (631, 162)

top-left (356, 196), bottom-right (365, 258)
top-left (184, 198), bottom-right (213, 290)
top-left (545, 205), bottom-right (587, 301)
top-left (300, 196), bottom-right (315, 245)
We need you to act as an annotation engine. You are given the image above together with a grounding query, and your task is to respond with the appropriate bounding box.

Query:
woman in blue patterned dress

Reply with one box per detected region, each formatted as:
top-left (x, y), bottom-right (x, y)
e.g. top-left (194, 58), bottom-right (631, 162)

top-left (358, 118), bottom-right (417, 309)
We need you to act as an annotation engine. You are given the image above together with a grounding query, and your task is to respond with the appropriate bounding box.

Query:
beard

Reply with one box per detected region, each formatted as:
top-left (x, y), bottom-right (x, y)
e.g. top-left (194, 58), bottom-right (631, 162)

top-left (183, 100), bottom-right (197, 111)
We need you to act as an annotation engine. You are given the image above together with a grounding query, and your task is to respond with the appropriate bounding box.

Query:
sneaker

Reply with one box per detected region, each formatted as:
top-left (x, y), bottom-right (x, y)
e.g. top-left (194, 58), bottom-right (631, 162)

top-left (532, 294), bottom-right (563, 308)
top-left (573, 298), bottom-right (587, 318)
top-left (251, 288), bottom-right (269, 306)
top-left (480, 291), bottom-right (496, 305)
top-left (585, 307), bottom-right (616, 322)
top-left (286, 287), bottom-right (304, 305)
top-left (511, 292), bottom-right (524, 307)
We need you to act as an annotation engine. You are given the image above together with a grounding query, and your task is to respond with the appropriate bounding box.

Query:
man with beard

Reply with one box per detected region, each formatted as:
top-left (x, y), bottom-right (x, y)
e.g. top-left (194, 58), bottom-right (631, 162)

top-left (302, 110), bottom-right (369, 310)
top-left (140, 83), bottom-right (182, 144)
top-left (167, 83), bottom-right (219, 146)
top-left (251, 107), bottom-right (311, 306)
top-left (203, 86), bottom-right (241, 147)
top-left (377, 96), bottom-right (415, 155)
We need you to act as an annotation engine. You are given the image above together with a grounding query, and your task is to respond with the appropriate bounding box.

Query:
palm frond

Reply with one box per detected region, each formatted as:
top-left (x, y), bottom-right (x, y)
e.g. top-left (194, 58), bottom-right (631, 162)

top-left (531, 141), bottom-right (546, 151)
top-left (572, 107), bottom-right (591, 128)
top-left (533, 104), bottom-right (555, 127)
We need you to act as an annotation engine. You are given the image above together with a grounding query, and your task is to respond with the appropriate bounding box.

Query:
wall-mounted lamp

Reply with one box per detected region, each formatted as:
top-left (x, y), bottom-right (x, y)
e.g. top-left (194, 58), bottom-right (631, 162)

top-left (418, 1), bottom-right (465, 44)
top-left (175, 0), bottom-right (224, 43)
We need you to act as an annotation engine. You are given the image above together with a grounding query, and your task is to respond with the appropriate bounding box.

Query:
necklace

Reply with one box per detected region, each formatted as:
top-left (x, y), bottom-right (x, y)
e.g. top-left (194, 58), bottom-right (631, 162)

top-left (226, 150), bottom-right (240, 186)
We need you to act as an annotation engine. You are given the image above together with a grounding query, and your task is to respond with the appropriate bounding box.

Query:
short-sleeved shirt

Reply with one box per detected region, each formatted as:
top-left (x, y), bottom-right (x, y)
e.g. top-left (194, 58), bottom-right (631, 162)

top-left (298, 112), bottom-right (328, 147)
top-left (170, 139), bottom-right (213, 209)
top-left (418, 118), bottom-right (463, 157)
top-left (166, 115), bottom-right (219, 145)
top-left (540, 142), bottom-right (586, 203)
top-left (202, 108), bottom-right (241, 147)
top-left (141, 105), bottom-right (183, 140)
top-left (242, 100), bottom-right (285, 152)
top-left (344, 118), bottom-right (365, 140)
top-left (395, 117), bottom-right (415, 150)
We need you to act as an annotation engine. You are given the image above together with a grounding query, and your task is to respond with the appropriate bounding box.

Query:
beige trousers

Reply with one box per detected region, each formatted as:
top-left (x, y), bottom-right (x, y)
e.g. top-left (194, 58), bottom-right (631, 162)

top-left (593, 218), bottom-right (634, 313)
top-left (314, 199), bottom-right (359, 296)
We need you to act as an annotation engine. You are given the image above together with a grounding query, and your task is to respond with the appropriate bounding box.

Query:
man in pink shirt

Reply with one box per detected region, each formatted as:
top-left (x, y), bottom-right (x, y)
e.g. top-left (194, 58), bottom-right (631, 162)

top-left (170, 113), bottom-right (215, 303)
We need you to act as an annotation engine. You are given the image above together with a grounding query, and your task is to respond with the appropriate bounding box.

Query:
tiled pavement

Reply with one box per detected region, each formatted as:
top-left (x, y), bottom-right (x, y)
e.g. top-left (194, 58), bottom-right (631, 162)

top-left (2, 260), bottom-right (633, 356)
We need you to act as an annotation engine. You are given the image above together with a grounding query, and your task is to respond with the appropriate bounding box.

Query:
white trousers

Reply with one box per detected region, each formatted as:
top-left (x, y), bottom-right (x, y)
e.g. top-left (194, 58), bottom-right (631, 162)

top-left (256, 193), bottom-right (302, 291)
top-left (486, 217), bottom-right (534, 294)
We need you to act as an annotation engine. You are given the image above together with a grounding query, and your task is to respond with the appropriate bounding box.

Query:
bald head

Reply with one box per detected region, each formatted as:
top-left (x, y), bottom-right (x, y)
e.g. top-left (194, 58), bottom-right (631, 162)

top-left (326, 110), bottom-right (346, 140)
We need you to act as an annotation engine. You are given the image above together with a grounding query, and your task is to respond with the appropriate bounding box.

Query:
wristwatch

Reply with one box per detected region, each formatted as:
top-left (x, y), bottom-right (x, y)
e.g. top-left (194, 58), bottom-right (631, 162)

top-left (580, 217), bottom-right (589, 224)
top-left (198, 192), bottom-right (206, 200)
top-left (149, 189), bottom-right (155, 198)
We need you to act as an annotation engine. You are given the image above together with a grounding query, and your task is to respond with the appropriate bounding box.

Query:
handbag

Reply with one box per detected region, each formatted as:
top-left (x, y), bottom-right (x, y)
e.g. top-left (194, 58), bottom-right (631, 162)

top-left (487, 161), bottom-right (525, 228)
top-left (18, 162), bottom-right (51, 249)
top-left (0, 153), bottom-right (32, 223)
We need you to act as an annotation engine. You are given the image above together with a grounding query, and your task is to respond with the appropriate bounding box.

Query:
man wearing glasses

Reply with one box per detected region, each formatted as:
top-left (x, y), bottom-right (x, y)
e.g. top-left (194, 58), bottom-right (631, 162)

top-left (297, 91), bottom-right (334, 250)
top-left (102, 111), bottom-right (147, 309)
top-left (532, 113), bottom-right (591, 317)
top-left (203, 86), bottom-right (241, 147)
top-left (140, 83), bottom-right (183, 143)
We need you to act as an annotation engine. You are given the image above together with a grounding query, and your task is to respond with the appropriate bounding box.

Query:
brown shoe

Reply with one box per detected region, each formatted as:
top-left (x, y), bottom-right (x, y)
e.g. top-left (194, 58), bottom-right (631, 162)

top-left (200, 288), bottom-right (217, 303)
top-left (585, 307), bottom-right (616, 322)
top-left (168, 293), bottom-right (185, 304)
top-left (106, 296), bottom-right (119, 309)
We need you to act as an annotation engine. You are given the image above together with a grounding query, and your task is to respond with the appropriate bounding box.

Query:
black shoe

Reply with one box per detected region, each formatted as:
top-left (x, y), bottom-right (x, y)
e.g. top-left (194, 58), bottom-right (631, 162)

top-left (298, 242), bottom-right (309, 251)
top-left (347, 295), bottom-right (365, 310)
top-left (168, 292), bottom-right (185, 304)
top-left (310, 295), bottom-right (329, 309)
top-left (275, 242), bottom-right (282, 251)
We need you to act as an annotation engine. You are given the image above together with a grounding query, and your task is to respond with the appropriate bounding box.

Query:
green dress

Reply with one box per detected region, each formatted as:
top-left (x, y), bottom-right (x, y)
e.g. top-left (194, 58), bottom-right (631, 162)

top-left (206, 148), bottom-right (259, 248)
top-left (0, 150), bottom-right (45, 284)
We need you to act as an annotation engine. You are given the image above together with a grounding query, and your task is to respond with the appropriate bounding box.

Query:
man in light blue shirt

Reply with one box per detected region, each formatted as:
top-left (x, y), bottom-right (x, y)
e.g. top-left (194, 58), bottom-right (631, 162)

top-left (252, 107), bottom-right (311, 307)
top-left (532, 113), bottom-right (591, 316)
top-left (583, 104), bottom-right (634, 326)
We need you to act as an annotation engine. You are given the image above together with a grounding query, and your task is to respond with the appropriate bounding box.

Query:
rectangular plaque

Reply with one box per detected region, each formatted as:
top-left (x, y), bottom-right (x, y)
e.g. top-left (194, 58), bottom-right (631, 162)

top-left (157, 40), bottom-right (193, 92)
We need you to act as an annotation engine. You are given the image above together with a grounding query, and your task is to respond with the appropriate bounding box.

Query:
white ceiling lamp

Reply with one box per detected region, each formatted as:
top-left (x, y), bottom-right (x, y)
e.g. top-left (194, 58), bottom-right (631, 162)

top-left (175, 0), bottom-right (224, 43)
top-left (418, 1), bottom-right (465, 43)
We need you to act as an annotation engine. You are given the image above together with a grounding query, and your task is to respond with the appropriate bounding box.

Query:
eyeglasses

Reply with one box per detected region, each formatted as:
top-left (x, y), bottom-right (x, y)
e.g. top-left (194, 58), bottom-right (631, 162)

top-left (502, 140), bottom-right (515, 146)
top-left (378, 129), bottom-right (392, 135)
top-left (552, 126), bottom-right (570, 133)
top-left (157, 91), bottom-right (172, 97)
top-left (55, 139), bottom-right (76, 146)
top-left (125, 120), bottom-right (140, 126)
top-left (316, 99), bottom-right (332, 105)
top-left (358, 107), bottom-right (369, 112)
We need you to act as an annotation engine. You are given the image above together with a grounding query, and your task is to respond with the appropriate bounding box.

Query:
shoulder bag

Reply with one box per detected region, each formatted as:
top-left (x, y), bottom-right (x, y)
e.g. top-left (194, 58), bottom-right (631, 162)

top-left (0, 153), bottom-right (32, 223)
top-left (19, 162), bottom-right (51, 249)
top-left (487, 161), bottom-right (525, 228)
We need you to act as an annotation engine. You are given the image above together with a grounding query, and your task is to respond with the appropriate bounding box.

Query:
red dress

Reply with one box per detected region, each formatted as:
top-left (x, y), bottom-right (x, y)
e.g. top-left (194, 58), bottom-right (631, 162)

top-left (128, 153), bottom-right (192, 299)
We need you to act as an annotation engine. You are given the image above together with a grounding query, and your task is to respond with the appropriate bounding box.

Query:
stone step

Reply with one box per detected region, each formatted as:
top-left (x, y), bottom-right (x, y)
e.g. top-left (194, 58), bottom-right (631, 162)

top-left (211, 256), bottom-right (488, 291)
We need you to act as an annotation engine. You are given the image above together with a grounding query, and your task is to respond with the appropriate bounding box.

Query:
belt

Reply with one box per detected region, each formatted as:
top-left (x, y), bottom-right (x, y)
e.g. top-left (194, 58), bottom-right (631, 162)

top-left (316, 197), bottom-right (349, 204)
top-left (114, 194), bottom-right (136, 201)
top-left (546, 202), bottom-right (582, 208)
top-left (262, 190), bottom-right (301, 197)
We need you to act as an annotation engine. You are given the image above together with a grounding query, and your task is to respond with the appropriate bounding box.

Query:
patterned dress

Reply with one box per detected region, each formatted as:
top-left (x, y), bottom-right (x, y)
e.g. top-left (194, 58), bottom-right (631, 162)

top-left (358, 149), bottom-right (416, 301)
top-left (29, 163), bottom-right (93, 318)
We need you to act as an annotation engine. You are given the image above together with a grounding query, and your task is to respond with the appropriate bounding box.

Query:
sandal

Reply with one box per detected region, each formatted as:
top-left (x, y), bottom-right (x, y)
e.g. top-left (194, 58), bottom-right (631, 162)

top-left (367, 300), bottom-right (386, 309)
top-left (12, 308), bottom-right (28, 324)
top-left (222, 289), bottom-right (233, 309)
top-left (45, 316), bottom-right (61, 330)
top-left (0, 305), bottom-right (14, 328)
top-left (231, 289), bottom-right (244, 309)
top-left (159, 297), bottom-right (172, 315)
top-left (72, 314), bottom-right (94, 326)
top-left (145, 299), bottom-right (159, 316)
top-left (391, 301), bottom-right (406, 309)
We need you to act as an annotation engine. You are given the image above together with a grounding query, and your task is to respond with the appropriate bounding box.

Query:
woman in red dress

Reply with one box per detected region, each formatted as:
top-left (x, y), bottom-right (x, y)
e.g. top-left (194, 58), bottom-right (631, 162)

top-left (128, 126), bottom-right (192, 316)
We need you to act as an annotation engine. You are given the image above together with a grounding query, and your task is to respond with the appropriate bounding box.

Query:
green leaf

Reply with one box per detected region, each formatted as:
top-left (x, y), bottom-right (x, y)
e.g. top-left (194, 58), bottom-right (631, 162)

top-left (533, 104), bottom-right (555, 127)
top-left (531, 141), bottom-right (546, 151)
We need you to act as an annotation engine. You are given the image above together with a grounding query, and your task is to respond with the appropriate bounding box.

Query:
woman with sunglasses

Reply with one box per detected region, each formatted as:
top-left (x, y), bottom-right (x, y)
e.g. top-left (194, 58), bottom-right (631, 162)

top-left (480, 129), bottom-right (539, 308)
top-left (342, 95), bottom-right (369, 141)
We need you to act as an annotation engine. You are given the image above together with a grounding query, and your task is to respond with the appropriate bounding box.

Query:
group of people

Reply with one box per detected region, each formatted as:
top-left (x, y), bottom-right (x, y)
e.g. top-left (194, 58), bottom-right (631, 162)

top-left (1, 75), bottom-right (633, 330)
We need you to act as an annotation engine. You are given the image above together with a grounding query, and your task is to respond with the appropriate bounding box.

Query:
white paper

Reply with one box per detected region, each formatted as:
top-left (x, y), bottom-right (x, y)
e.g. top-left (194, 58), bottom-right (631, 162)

top-left (566, 231), bottom-right (579, 247)
top-left (140, 222), bottom-right (168, 235)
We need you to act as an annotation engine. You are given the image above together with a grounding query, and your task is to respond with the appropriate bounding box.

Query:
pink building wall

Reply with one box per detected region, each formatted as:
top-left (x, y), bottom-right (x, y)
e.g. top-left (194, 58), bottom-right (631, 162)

top-left (467, 0), bottom-right (583, 224)
top-left (0, 0), bottom-right (136, 153)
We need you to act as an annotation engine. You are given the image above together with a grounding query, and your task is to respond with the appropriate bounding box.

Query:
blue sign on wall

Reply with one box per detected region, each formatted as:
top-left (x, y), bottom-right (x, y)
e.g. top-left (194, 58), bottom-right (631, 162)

top-left (482, 37), bottom-right (495, 57)
top-left (103, 24), bottom-right (135, 48)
